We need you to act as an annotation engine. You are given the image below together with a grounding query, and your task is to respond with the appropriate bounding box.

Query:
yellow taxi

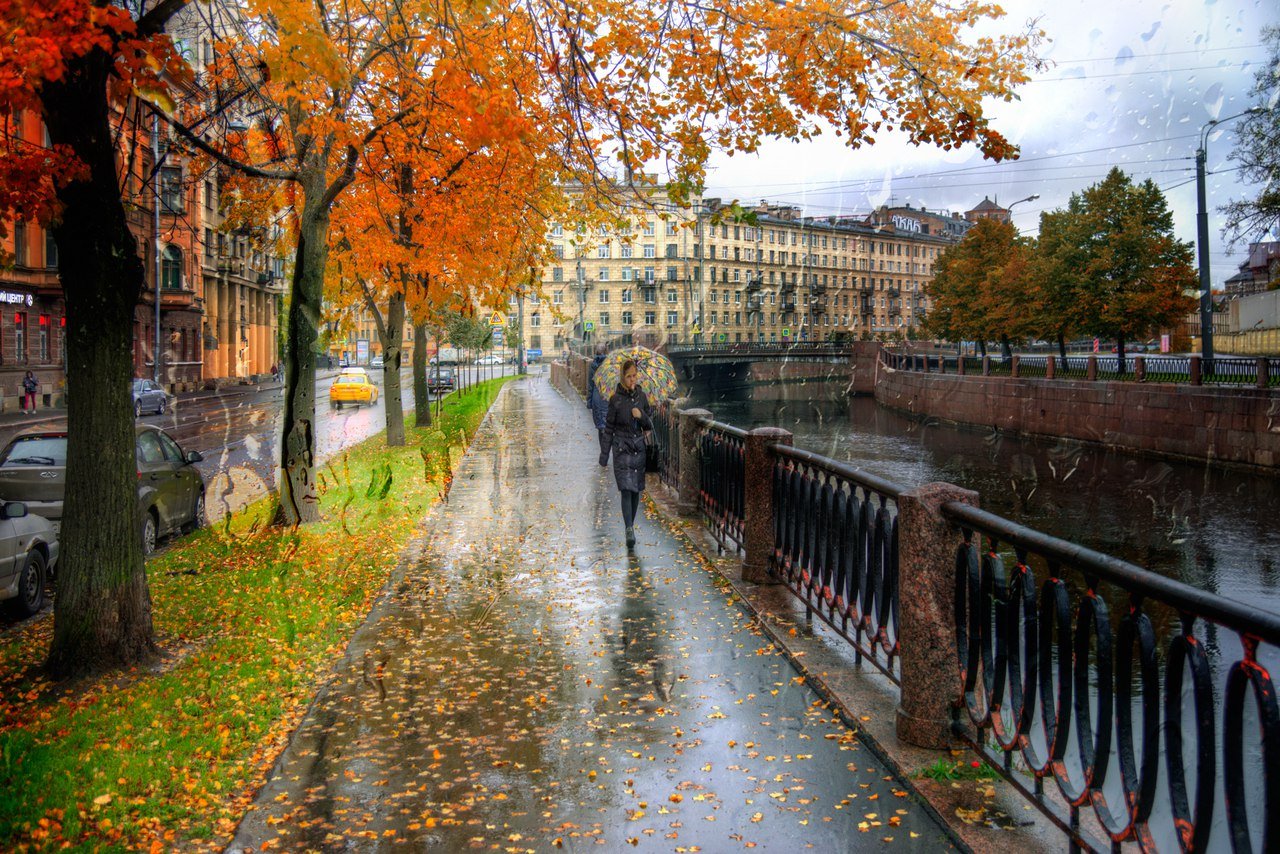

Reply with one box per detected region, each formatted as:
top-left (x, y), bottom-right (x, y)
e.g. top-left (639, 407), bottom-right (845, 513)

top-left (329, 374), bottom-right (379, 409)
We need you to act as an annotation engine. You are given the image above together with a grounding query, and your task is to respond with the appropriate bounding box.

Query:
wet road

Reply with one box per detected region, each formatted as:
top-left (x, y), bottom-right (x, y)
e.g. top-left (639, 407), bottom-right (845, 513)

top-left (230, 378), bottom-right (950, 852)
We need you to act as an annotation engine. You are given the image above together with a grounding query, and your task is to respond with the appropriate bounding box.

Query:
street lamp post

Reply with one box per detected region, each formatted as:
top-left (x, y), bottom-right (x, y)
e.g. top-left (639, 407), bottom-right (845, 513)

top-left (1197, 108), bottom-right (1263, 368)
top-left (575, 260), bottom-right (588, 346)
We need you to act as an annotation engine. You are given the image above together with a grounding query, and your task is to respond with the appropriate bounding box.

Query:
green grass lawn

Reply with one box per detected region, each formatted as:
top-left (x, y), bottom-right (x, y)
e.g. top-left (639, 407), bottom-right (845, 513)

top-left (0, 378), bottom-right (512, 851)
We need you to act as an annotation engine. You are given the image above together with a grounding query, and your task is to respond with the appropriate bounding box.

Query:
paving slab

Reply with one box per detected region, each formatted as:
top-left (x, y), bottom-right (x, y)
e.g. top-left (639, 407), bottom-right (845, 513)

top-left (230, 377), bottom-right (953, 852)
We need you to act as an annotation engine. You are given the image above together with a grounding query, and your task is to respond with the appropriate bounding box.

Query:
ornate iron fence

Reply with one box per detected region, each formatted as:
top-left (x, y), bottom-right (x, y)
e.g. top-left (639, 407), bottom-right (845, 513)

top-left (943, 501), bottom-right (1280, 853)
top-left (698, 420), bottom-right (746, 552)
top-left (651, 401), bottom-right (680, 490)
top-left (771, 445), bottom-right (902, 682)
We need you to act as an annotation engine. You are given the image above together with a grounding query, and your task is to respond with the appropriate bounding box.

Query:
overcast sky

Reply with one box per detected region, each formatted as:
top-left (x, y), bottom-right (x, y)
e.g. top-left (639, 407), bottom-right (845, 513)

top-left (702, 0), bottom-right (1277, 285)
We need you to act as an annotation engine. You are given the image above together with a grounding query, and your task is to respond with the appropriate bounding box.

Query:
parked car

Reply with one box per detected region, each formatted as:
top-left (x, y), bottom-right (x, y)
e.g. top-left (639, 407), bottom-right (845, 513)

top-left (427, 368), bottom-right (455, 394)
top-left (0, 425), bottom-right (205, 558)
top-left (0, 500), bottom-right (59, 617)
top-left (371, 356), bottom-right (385, 369)
top-left (474, 354), bottom-right (503, 366)
top-left (329, 374), bottom-right (379, 408)
top-left (131, 378), bottom-right (169, 417)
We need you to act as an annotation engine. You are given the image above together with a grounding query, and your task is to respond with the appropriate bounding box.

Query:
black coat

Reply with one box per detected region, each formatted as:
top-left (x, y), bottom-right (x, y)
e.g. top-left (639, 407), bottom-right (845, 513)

top-left (599, 384), bottom-right (653, 493)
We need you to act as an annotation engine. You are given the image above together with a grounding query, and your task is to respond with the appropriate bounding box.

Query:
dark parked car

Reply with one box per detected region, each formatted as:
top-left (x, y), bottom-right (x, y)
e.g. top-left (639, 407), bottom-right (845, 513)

top-left (132, 378), bottom-right (169, 417)
top-left (0, 501), bottom-right (59, 617)
top-left (0, 425), bottom-right (206, 556)
top-left (427, 368), bottom-right (455, 394)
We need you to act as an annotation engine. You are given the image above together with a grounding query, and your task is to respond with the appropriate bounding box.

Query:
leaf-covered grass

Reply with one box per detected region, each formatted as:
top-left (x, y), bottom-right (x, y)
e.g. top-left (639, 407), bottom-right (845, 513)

top-left (0, 378), bottom-right (512, 851)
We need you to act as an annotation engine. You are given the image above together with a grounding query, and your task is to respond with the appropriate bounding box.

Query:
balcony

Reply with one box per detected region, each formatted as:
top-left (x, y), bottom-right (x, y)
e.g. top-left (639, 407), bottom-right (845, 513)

top-left (887, 286), bottom-right (900, 299)
top-left (887, 302), bottom-right (901, 316)
top-left (745, 276), bottom-right (763, 292)
top-left (859, 302), bottom-right (874, 316)
top-left (809, 298), bottom-right (827, 314)
top-left (746, 296), bottom-right (764, 313)
top-left (780, 297), bottom-right (797, 312)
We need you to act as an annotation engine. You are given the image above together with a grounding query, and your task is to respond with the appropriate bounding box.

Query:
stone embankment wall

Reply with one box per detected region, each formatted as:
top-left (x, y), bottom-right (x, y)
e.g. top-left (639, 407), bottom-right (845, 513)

top-left (875, 363), bottom-right (1280, 469)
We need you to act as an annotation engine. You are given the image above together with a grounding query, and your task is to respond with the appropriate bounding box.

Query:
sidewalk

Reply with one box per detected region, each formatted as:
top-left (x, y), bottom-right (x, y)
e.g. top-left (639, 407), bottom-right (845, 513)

top-left (230, 377), bottom-right (952, 851)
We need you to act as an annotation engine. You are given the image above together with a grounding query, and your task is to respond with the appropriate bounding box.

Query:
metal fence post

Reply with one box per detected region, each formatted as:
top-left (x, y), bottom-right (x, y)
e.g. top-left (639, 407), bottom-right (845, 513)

top-left (742, 427), bottom-right (792, 584)
top-left (677, 409), bottom-right (711, 516)
top-left (895, 482), bottom-right (979, 748)
top-left (1087, 355), bottom-right (1098, 381)
top-left (1189, 355), bottom-right (1202, 386)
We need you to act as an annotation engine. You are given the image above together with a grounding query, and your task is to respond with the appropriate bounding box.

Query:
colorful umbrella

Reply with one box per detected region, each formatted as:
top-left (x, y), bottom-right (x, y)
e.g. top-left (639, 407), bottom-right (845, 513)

top-left (592, 346), bottom-right (679, 402)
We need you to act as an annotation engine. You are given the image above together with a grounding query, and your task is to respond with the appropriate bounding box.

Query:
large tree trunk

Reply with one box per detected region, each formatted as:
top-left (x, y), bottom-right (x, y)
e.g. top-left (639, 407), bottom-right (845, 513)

top-left (1000, 334), bottom-right (1012, 361)
top-left (412, 320), bottom-right (430, 427)
top-left (381, 292), bottom-right (406, 446)
top-left (1057, 332), bottom-right (1068, 368)
top-left (278, 183), bottom-right (331, 526)
top-left (43, 53), bottom-right (156, 677)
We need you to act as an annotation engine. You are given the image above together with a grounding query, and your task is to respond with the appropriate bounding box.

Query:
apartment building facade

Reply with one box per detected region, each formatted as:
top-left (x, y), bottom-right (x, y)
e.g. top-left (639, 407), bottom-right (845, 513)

top-left (514, 192), bottom-right (964, 353)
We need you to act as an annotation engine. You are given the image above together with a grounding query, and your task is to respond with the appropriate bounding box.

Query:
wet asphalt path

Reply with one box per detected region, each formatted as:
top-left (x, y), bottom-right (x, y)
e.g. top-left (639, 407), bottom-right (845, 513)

top-left (229, 377), bottom-right (950, 852)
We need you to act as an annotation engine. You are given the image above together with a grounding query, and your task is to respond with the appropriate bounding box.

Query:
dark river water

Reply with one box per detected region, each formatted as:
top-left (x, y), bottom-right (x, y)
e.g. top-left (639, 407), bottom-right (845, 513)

top-left (689, 379), bottom-right (1280, 851)
top-left (694, 382), bottom-right (1280, 616)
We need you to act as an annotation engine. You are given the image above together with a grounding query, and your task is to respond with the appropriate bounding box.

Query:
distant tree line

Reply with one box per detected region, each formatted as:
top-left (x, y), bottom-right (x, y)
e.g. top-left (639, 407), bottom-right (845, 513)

top-left (925, 168), bottom-right (1197, 371)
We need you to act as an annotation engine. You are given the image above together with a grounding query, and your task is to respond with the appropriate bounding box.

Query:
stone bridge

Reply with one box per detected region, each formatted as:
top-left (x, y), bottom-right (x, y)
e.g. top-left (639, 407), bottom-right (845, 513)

top-left (662, 341), bottom-right (882, 395)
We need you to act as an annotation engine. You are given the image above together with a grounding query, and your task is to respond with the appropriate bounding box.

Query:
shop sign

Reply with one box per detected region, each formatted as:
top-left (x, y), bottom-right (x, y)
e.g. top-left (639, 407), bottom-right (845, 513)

top-left (0, 291), bottom-right (34, 307)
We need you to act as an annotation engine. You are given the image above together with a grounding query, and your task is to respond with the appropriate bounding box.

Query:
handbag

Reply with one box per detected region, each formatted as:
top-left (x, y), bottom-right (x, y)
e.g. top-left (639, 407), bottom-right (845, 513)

top-left (644, 434), bottom-right (660, 473)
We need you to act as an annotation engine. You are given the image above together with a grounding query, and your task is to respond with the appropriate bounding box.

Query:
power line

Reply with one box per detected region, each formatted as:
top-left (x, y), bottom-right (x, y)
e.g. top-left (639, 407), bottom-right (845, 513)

top-left (705, 132), bottom-right (1203, 196)
top-left (1047, 43), bottom-right (1263, 64)
top-left (1027, 60), bottom-right (1261, 84)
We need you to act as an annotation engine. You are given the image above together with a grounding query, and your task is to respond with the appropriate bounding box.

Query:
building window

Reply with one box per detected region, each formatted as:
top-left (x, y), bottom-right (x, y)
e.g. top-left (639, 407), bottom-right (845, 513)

top-left (162, 245), bottom-right (183, 290)
top-left (667, 290), bottom-right (678, 303)
top-left (665, 244), bottom-right (677, 258)
top-left (44, 229), bottom-right (57, 269)
top-left (620, 244), bottom-right (633, 259)
top-left (598, 268), bottom-right (609, 281)
top-left (160, 167), bottom-right (183, 212)
top-left (552, 267), bottom-right (563, 282)
top-left (643, 287), bottom-right (656, 304)
top-left (666, 267), bottom-right (678, 281)
top-left (553, 290), bottom-right (563, 305)
top-left (552, 245), bottom-right (565, 259)
top-left (38, 314), bottom-right (49, 363)
top-left (667, 310), bottom-right (678, 326)
top-left (645, 311), bottom-right (656, 325)
top-left (15, 312), bottom-right (26, 362)
top-left (13, 221), bottom-right (27, 266)
top-left (551, 224), bottom-right (563, 236)
top-left (599, 290), bottom-right (610, 303)
top-left (599, 312), bottom-right (610, 326)
top-left (643, 221), bottom-right (655, 236)
top-left (597, 244), bottom-right (610, 258)
top-left (621, 310), bottom-right (633, 326)
top-left (643, 244), bottom-right (656, 258)
top-left (621, 289), bottom-right (632, 303)
top-left (531, 313), bottom-right (540, 327)
top-left (621, 268), bottom-right (633, 281)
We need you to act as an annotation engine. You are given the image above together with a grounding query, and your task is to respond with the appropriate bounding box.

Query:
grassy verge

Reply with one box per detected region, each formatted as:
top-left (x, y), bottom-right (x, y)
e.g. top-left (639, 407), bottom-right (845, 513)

top-left (0, 378), bottom-right (512, 851)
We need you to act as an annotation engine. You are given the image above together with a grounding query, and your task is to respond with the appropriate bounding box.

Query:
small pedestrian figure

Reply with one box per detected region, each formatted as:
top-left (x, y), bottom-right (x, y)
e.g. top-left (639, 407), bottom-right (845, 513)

top-left (599, 360), bottom-right (652, 548)
top-left (21, 371), bottom-right (38, 415)
top-left (270, 362), bottom-right (280, 382)
top-left (585, 346), bottom-right (609, 453)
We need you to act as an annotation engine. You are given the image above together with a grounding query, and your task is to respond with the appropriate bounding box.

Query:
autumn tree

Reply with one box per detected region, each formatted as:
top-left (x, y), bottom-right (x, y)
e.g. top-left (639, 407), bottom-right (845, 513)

top-left (1029, 207), bottom-right (1084, 365)
top-left (924, 218), bottom-right (1031, 356)
top-left (0, 0), bottom-right (203, 676)
top-left (1039, 168), bottom-right (1197, 373)
top-left (1222, 26), bottom-right (1280, 243)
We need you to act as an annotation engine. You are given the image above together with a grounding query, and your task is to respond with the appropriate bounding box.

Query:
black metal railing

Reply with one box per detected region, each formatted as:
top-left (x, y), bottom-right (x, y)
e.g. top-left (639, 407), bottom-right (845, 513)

top-left (884, 349), bottom-right (1280, 388)
top-left (698, 420), bottom-right (746, 552)
top-left (652, 401), bottom-right (680, 490)
top-left (670, 341), bottom-right (852, 356)
top-left (944, 501), bottom-right (1280, 853)
top-left (771, 445), bottom-right (902, 682)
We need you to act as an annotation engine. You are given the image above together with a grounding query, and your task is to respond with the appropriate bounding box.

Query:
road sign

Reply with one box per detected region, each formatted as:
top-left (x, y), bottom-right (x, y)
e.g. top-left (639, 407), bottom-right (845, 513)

top-left (584, 321), bottom-right (595, 332)
top-left (492, 328), bottom-right (504, 344)
top-left (488, 313), bottom-right (506, 327)
top-left (526, 348), bottom-right (542, 359)
top-left (717, 333), bottom-right (727, 342)
top-left (781, 328), bottom-right (791, 337)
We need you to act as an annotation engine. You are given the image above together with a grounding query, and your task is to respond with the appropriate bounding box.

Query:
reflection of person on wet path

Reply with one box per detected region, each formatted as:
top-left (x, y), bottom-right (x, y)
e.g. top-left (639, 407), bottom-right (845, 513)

top-left (586, 346), bottom-right (609, 453)
top-left (599, 360), bottom-right (652, 548)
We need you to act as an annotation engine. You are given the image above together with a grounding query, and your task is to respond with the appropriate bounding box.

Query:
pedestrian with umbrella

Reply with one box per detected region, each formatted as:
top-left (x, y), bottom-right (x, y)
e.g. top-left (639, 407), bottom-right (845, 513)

top-left (585, 346), bottom-right (609, 452)
top-left (599, 359), bottom-right (653, 548)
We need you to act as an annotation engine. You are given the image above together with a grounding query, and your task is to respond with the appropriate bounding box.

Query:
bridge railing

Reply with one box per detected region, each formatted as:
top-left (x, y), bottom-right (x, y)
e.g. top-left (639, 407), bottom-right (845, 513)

top-left (664, 403), bottom-right (1279, 852)
top-left (668, 341), bottom-right (852, 356)
top-left (651, 401), bottom-right (680, 490)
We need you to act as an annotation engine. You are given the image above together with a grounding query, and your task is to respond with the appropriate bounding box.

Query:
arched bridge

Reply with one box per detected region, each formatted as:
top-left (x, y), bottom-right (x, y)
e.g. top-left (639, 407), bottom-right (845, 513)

top-left (663, 341), bottom-right (882, 394)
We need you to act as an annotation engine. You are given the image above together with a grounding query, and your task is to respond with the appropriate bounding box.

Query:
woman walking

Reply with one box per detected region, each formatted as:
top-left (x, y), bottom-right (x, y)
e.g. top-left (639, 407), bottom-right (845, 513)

top-left (585, 346), bottom-right (609, 452)
top-left (599, 360), bottom-right (653, 548)
top-left (21, 371), bottom-right (38, 415)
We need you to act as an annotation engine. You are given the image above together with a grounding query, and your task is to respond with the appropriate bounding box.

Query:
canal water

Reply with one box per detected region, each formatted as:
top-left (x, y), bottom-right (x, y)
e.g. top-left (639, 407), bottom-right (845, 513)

top-left (693, 382), bottom-right (1280, 618)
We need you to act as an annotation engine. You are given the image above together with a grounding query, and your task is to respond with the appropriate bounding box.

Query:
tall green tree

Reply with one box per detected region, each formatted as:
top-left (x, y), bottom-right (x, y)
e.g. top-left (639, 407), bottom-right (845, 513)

top-left (1029, 208), bottom-right (1085, 365)
top-left (1222, 26), bottom-right (1280, 244)
top-left (923, 218), bottom-right (1030, 357)
top-left (1047, 168), bottom-right (1197, 373)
